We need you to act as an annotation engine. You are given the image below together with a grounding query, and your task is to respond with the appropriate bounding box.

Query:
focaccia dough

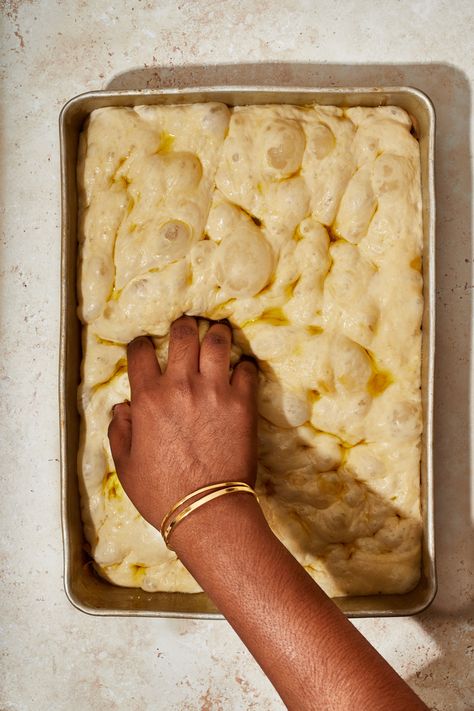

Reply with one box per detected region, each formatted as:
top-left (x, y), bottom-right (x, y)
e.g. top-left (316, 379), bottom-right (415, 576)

top-left (77, 102), bottom-right (423, 597)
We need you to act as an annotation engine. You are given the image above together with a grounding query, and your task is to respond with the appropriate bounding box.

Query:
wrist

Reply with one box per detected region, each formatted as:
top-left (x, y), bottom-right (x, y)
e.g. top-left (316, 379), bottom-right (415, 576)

top-left (168, 489), bottom-right (270, 563)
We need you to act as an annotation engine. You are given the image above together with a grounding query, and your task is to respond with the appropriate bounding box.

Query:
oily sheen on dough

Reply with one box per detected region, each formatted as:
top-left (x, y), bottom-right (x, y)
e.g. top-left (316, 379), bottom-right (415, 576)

top-left (77, 102), bottom-right (423, 597)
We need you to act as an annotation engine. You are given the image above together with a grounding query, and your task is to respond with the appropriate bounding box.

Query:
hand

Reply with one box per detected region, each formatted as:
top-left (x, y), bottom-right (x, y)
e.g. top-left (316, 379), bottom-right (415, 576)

top-left (108, 316), bottom-right (258, 533)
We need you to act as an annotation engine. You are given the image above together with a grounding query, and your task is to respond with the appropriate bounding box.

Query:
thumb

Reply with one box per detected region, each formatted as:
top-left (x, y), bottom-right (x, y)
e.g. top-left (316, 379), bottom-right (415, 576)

top-left (108, 401), bottom-right (132, 471)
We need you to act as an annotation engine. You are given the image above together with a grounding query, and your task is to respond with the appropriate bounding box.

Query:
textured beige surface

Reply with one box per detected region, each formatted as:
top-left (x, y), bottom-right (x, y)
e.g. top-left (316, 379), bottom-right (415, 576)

top-left (78, 103), bottom-right (423, 598)
top-left (1, 1), bottom-right (473, 709)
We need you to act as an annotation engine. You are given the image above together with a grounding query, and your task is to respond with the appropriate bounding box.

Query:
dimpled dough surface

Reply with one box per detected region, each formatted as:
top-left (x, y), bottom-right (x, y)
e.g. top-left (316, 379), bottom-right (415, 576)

top-left (77, 102), bottom-right (423, 596)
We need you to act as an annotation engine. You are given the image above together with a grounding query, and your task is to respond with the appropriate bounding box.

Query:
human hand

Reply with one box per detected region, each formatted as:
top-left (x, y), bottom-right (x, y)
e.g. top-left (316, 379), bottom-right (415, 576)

top-left (108, 316), bottom-right (258, 534)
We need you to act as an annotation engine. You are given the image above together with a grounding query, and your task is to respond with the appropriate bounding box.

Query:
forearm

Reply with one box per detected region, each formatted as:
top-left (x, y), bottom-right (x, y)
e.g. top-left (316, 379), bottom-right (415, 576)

top-left (172, 495), bottom-right (428, 711)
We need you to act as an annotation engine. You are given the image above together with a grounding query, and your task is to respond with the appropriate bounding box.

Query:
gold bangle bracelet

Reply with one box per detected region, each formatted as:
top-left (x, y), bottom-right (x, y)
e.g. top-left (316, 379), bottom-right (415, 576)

top-left (162, 483), bottom-right (258, 549)
top-left (159, 480), bottom-right (250, 536)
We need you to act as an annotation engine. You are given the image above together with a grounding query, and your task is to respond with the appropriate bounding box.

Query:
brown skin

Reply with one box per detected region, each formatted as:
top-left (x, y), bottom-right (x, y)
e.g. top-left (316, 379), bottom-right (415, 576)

top-left (109, 316), bottom-right (429, 711)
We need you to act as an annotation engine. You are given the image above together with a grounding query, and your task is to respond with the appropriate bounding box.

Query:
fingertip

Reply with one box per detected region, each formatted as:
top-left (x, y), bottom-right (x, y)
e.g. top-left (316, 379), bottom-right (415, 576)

top-left (199, 320), bottom-right (232, 379)
top-left (127, 335), bottom-right (162, 394)
top-left (240, 354), bottom-right (258, 368)
top-left (108, 401), bottom-right (132, 463)
top-left (216, 318), bottom-right (232, 329)
top-left (206, 321), bottom-right (232, 344)
top-left (231, 356), bottom-right (259, 391)
top-left (167, 316), bottom-right (200, 376)
top-left (170, 315), bottom-right (198, 336)
top-left (112, 401), bottom-right (131, 418)
top-left (127, 335), bottom-right (152, 355)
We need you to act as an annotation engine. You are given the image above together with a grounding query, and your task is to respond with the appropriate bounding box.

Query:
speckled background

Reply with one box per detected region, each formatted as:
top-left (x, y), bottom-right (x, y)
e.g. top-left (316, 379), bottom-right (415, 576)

top-left (1, 1), bottom-right (473, 709)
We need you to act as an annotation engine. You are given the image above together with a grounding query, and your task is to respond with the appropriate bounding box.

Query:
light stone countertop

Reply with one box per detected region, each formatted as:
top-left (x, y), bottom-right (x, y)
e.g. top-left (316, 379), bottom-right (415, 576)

top-left (1, 1), bottom-right (473, 709)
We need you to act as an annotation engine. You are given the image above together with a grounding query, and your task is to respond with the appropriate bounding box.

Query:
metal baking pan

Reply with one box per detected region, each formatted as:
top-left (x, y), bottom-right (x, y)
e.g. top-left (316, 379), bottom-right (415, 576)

top-left (59, 86), bottom-right (436, 617)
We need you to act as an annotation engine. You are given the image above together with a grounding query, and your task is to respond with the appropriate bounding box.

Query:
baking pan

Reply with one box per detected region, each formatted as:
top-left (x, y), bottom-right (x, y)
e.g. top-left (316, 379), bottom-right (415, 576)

top-left (59, 87), bottom-right (436, 617)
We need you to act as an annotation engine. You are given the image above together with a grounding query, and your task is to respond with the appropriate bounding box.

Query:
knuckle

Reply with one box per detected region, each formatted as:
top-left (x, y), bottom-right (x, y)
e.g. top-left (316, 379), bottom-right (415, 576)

top-left (234, 394), bottom-right (250, 413)
top-left (174, 377), bottom-right (193, 397)
top-left (206, 381), bottom-right (223, 403)
top-left (134, 386), bottom-right (158, 408)
top-left (230, 399), bottom-right (251, 424)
